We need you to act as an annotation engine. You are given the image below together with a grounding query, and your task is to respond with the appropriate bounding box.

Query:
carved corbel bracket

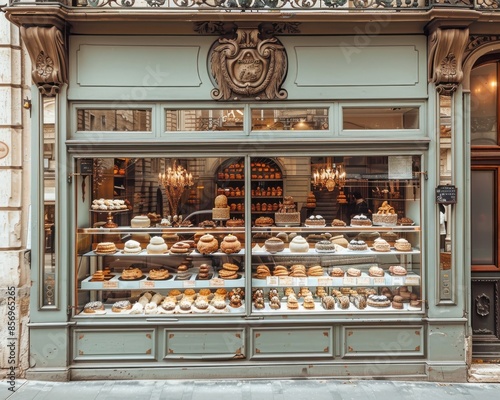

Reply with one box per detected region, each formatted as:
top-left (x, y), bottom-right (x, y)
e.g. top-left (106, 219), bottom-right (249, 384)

top-left (428, 27), bottom-right (469, 93)
top-left (20, 26), bottom-right (68, 97)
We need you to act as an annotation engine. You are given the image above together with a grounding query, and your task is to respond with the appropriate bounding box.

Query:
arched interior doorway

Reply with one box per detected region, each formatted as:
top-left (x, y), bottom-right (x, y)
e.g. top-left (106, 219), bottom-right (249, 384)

top-left (470, 54), bottom-right (500, 360)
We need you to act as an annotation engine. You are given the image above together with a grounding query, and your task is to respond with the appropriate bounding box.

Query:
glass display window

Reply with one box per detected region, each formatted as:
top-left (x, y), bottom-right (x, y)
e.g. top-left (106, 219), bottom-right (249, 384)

top-left (73, 154), bottom-right (422, 318)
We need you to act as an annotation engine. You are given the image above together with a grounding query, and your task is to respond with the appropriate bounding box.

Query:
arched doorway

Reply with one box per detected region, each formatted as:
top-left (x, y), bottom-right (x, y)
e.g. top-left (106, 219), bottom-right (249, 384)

top-left (469, 54), bottom-right (500, 360)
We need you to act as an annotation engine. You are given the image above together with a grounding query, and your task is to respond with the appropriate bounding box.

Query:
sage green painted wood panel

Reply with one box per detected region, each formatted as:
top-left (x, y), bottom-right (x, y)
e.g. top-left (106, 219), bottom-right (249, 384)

top-left (294, 46), bottom-right (418, 87)
top-left (76, 44), bottom-right (202, 87)
top-left (73, 328), bottom-right (156, 361)
top-left (281, 35), bottom-right (427, 100)
top-left (164, 328), bottom-right (245, 360)
top-left (250, 327), bottom-right (333, 359)
top-left (69, 35), bottom-right (426, 101)
top-left (342, 325), bottom-right (424, 357)
top-left (68, 36), bottom-right (214, 101)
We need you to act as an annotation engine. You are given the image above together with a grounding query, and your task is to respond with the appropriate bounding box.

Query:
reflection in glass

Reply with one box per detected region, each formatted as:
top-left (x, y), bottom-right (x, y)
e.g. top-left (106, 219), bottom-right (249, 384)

top-left (251, 108), bottom-right (328, 131)
top-left (165, 109), bottom-right (244, 131)
top-left (343, 107), bottom-right (419, 130)
top-left (77, 109), bottom-right (152, 131)
top-left (43, 96), bottom-right (56, 306)
top-left (471, 170), bottom-right (495, 265)
top-left (470, 63), bottom-right (498, 145)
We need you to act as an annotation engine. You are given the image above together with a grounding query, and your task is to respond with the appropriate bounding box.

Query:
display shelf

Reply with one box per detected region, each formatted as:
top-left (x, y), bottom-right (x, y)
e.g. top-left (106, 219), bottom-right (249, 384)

top-left (81, 274), bottom-right (245, 290)
top-left (82, 249), bottom-right (245, 257)
top-left (251, 272), bottom-right (420, 288)
top-left (251, 248), bottom-right (420, 257)
top-left (251, 302), bottom-right (422, 313)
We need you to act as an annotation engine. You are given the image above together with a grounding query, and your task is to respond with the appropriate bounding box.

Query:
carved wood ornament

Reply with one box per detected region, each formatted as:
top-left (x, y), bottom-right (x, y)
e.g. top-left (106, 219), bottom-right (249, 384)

top-left (209, 24), bottom-right (288, 101)
top-left (428, 27), bottom-right (469, 95)
top-left (20, 26), bottom-right (68, 97)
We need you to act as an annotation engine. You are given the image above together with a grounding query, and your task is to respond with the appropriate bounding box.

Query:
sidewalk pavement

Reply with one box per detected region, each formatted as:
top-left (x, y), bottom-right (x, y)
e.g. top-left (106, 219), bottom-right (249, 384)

top-left (2, 379), bottom-right (500, 400)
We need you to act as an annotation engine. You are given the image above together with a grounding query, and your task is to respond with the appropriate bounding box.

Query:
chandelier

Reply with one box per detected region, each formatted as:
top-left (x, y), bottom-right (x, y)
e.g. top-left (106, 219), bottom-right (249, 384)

top-left (158, 160), bottom-right (194, 216)
top-left (311, 158), bottom-right (346, 192)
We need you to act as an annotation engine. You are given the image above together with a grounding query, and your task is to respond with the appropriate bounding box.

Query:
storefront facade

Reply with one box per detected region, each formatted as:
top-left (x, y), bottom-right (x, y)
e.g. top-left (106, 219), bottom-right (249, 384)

top-left (5, 1), bottom-right (500, 382)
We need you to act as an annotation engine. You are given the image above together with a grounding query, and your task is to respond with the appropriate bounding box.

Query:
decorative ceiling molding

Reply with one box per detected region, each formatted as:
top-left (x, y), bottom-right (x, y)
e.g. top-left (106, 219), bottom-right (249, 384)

top-left (20, 26), bottom-right (68, 97)
top-left (428, 27), bottom-right (469, 88)
top-left (208, 26), bottom-right (289, 101)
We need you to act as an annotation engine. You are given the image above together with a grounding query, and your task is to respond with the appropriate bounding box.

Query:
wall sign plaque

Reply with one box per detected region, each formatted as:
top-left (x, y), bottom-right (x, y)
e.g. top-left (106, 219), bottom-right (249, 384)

top-left (0, 142), bottom-right (9, 160)
top-left (436, 185), bottom-right (457, 204)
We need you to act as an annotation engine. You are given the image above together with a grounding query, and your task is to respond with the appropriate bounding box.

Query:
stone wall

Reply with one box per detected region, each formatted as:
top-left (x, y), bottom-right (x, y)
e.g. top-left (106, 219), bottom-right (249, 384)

top-left (0, 13), bottom-right (31, 379)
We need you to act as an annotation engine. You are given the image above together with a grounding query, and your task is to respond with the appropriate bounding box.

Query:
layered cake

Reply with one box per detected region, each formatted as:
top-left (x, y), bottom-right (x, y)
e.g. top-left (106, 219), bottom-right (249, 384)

top-left (146, 236), bottom-right (168, 254)
top-left (304, 215), bottom-right (326, 227)
top-left (372, 237), bottom-right (391, 252)
top-left (123, 240), bottom-right (142, 254)
top-left (131, 215), bottom-right (151, 228)
top-left (367, 294), bottom-right (391, 308)
top-left (337, 191), bottom-right (348, 204)
top-left (212, 194), bottom-right (230, 220)
top-left (348, 239), bottom-right (368, 251)
top-left (170, 241), bottom-right (191, 254)
top-left (350, 214), bottom-right (372, 226)
top-left (306, 191), bottom-right (317, 208)
top-left (289, 235), bottom-right (309, 252)
top-left (372, 201), bottom-right (397, 226)
top-left (315, 240), bottom-right (336, 253)
top-left (220, 234), bottom-right (242, 254)
top-left (394, 238), bottom-right (412, 251)
top-left (95, 242), bottom-right (117, 254)
top-left (275, 196), bottom-right (300, 226)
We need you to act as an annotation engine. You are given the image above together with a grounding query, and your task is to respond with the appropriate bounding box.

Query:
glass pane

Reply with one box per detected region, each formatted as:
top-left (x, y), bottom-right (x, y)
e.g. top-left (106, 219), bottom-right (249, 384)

top-left (250, 155), bottom-right (422, 315)
top-left (75, 157), bottom-right (246, 317)
top-left (343, 107), bottom-right (419, 130)
top-left (471, 170), bottom-right (495, 265)
top-left (251, 108), bottom-right (328, 131)
top-left (471, 63), bottom-right (498, 145)
top-left (165, 109), bottom-right (244, 131)
top-left (77, 109), bottom-right (152, 131)
top-left (43, 97), bottom-right (56, 306)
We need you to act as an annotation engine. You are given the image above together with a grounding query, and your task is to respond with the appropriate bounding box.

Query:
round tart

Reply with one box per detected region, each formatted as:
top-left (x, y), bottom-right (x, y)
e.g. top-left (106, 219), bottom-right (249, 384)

top-left (83, 301), bottom-right (105, 314)
top-left (394, 238), bottom-right (412, 251)
top-left (367, 294), bottom-right (391, 308)
top-left (372, 238), bottom-right (391, 252)
top-left (95, 242), bottom-right (117, 254)
top-left (348, 239), bottom-right (368, 251)
top-left (315, 240), bottom-right (336, 253)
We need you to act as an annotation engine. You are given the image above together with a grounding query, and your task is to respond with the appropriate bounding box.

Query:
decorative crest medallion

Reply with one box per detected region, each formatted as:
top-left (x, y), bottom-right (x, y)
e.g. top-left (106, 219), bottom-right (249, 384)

top-left (209, 26), bottom-right (288, 101)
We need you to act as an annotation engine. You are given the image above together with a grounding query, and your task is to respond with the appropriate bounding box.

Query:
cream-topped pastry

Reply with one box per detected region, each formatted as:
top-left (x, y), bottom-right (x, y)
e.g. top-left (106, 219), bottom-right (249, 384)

top-left (123, 239), bottom-right (142, 254)
top-left (289, 235), bottom-right (309, 252)
top-left (146, 236), bottom-right (168, 254)
top-left (394, 238), bottom-right (412, 251)
top-left (372, 237), bottom-right (391, 252)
